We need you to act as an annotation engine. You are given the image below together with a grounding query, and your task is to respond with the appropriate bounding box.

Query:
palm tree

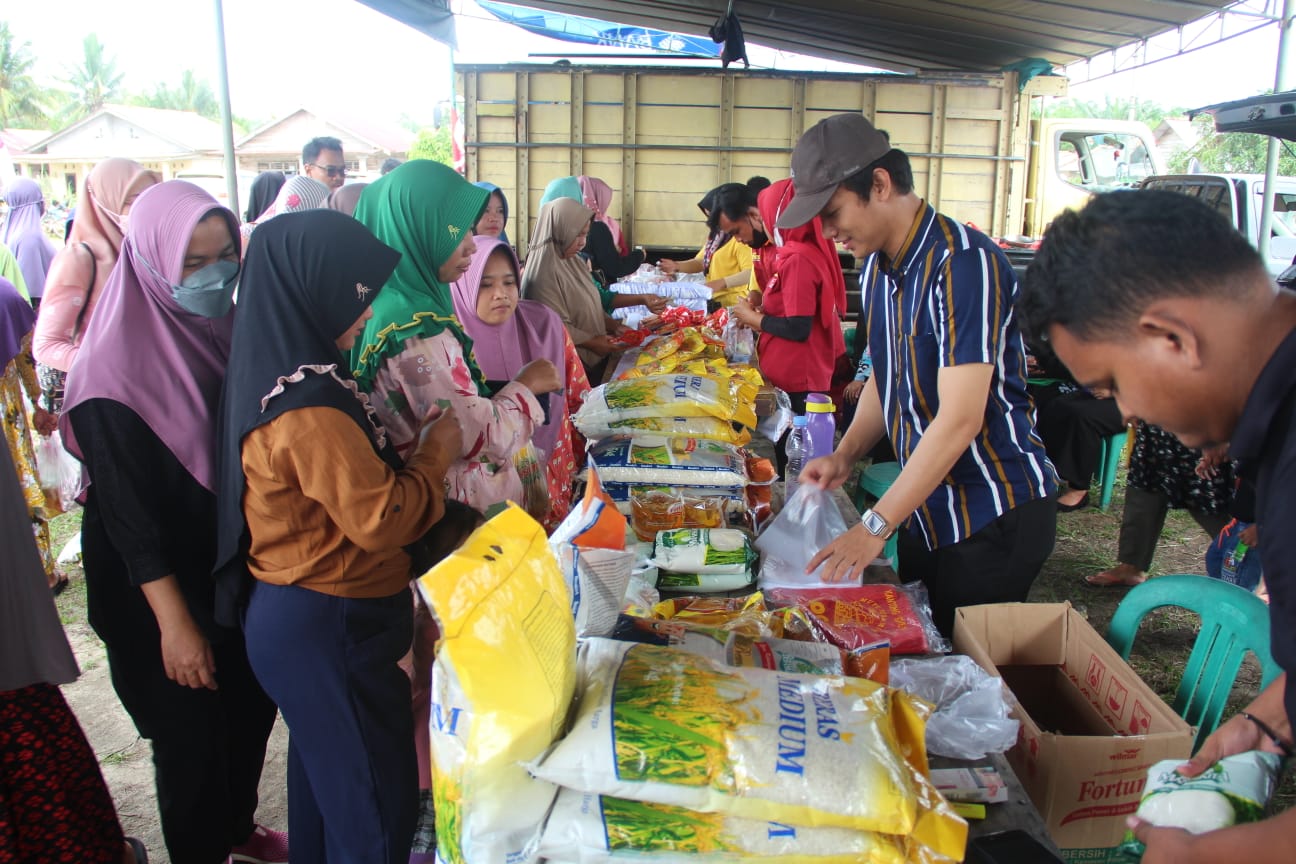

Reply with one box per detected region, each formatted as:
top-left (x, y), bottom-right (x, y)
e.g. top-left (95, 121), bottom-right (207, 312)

top-left (61, 34), bottom-right (123, 122)
top-left (135, 70), bottom-right (219, 120)
top-left (0, 22), bottom-right (46, 127)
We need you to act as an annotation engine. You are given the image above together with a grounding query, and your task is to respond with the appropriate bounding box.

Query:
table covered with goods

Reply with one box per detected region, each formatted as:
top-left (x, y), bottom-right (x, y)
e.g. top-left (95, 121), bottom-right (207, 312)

top-left (415, 310), bottom-right (1063, 863)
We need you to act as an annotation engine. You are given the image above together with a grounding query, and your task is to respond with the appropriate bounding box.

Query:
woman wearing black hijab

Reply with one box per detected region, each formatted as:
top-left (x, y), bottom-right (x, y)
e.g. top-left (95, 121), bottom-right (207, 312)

top-left (243, 171), bottom-right (286, 224)
top-left (214, 209), bottom-right (462, 864)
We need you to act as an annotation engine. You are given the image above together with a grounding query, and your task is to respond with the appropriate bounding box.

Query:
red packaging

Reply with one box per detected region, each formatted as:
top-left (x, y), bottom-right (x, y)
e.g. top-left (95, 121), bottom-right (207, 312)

top-left (768, 583), bottom-right (942, 655)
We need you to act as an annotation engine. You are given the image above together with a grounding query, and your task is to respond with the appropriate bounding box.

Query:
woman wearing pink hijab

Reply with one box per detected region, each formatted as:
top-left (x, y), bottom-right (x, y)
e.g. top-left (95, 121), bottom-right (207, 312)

top-left (34, 158), bottom-right (160, 408)
top-left (1, 179), bottom-right (56, 308)
top-left (61, 180), bottom-right (287, 864)
top-left (450, 234), bottom-right (590, 530)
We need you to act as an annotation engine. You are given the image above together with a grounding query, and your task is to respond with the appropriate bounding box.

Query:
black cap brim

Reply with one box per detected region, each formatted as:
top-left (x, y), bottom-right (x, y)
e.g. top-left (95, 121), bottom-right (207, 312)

top-left (775, 183), bottom-right (835, 229)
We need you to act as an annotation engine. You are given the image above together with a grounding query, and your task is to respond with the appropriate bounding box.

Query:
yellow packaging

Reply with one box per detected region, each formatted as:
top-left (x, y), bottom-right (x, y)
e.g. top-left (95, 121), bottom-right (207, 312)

top-left (418, 505), bottom-right (577, 864)
top-left (574, 375), bottom-right (759, 430)
top-left (532, 638), bottom-right (967, 858)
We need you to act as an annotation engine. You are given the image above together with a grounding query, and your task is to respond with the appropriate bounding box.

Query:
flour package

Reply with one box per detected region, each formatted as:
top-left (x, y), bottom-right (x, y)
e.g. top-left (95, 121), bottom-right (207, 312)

top-left (417, 505), bottom-right (577, 864)
top-left (530, 638), bottom-right (966, 860)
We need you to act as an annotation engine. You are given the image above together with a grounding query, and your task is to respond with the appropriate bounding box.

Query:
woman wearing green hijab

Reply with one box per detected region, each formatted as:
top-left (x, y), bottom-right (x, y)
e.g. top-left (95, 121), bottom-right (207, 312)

top-left (350, 160), bottom-right (560, 514)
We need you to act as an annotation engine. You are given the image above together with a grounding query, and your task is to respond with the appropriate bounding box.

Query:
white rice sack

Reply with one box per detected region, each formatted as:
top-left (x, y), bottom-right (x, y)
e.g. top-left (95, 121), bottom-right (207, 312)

top-left (652, 528), bottom-right (755, 576)
top-left (589, 436), bottom-right (748, 490)
top-left (575, 375), bottom-right (759, 430)
top-left (655, 569), bottom-right (755, 594)
top-left (538, 788), bottom-right (909, 863)
top-left (1121, 751), bottom-right (1281, 856)
top-left (530, 638), bottom-right (961, 843)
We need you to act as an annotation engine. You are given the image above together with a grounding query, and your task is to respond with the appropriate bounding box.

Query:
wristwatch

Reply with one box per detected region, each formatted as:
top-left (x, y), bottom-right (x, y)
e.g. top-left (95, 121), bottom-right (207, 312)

top-left (860, 508), bottom-right (894, 540)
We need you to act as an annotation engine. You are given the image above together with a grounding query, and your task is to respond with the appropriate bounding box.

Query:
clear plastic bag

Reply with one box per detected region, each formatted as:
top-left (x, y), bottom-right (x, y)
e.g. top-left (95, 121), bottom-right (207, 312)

top-left (512, 441), bottom-right (550, 523)
top-left (34, 430), bottom-right (80, 512)
top-left (755, 386), bottom-right (794, 443)
top-left (755, 484), bottom-right (850, 588)
top-left (766, 582), bottom-right (951, 656)
top-left (889, 656), bottom-right (1020, 760)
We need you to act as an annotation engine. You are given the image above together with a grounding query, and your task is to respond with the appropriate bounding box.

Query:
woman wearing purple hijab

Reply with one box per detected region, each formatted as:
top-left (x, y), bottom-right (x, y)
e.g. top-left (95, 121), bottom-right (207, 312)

top-left (60, 181), bottom-right (288, 864)
top-left (2, 179), bottom-right (56, 308)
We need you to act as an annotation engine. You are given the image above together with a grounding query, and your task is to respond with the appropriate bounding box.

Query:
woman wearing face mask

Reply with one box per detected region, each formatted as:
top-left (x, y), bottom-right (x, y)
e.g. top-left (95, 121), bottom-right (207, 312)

top-left (215, 210), bottom-right (462, 864)
top-left (60, 181), bottom-right (287, 864)
top-left (350, 160), bottom-right (561, 514)
top-left (472, 181), bottom-right (510, 244)
top-left (35, 158), bottom-right (161, 411)
top-left (523, 196), bottom-right (637, 383)
top-left (451, 235), bottom-right (590, 531)
top-left (2, 179), bottom-right (56, 309)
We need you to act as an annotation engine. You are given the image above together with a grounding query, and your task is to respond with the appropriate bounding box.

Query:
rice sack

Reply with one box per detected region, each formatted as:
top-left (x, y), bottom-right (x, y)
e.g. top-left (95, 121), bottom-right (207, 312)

top-left (418, 505), bottom-right (577, 864)
top-left (652, 528), bottom-right (756, 576)
top-left (589, 436), bottom-right (748, 490)
top-left (538, 788), bottom-right (910, 864)
top-left (1120, 751), bottom-right (1281, 857)
top-left (577, 415), bottom-right (752, 447)
top-left (575, 375), bottom-right (759, 431)
top-left (531, 637), bottom-right (966, 857)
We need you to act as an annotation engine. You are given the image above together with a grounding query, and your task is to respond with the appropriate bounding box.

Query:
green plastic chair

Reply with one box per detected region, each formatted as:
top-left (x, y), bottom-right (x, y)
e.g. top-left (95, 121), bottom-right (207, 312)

top-left (1096, 430), bottom-right (1129, 512)
top-left (852, 461), bottom-right (901, 564)
top-left (1106, 574), bottom-right (1281, 752)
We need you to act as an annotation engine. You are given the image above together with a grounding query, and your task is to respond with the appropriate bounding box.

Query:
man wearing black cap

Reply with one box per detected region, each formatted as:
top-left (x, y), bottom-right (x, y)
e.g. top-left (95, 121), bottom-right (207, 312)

top-left (795, 113), bottom-right (1058, 636)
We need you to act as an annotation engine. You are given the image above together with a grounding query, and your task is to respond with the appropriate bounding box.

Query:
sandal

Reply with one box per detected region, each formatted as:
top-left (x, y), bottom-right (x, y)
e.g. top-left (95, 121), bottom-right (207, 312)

top-left (126, 837), bottom-right (149, 863)
top-left (50, 573), bottom-right (70, 596)
top-left (1084, 566), bottom-right (1147, 588)
top-left (1058, 491), bottom-right (1091, 513)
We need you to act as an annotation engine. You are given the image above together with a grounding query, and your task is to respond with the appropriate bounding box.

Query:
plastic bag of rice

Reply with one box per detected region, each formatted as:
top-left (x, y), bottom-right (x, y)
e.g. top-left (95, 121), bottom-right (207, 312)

top-left (589, 436), bottom-right (748, 490)
top-left (1120, 751), bottom-right (1281, 858)
top-left (652, 528), bottom-right (755, 576)
top-left (538, 788), bottom-right (910, 863)
top-left (530, 638), bottom-right (967, 859)
top-left (575, 415), bottom-right (752, 446)
top-left (417, 505), bottom-right (577, 864)
top-left (575, 375), bottom-right (759, 431)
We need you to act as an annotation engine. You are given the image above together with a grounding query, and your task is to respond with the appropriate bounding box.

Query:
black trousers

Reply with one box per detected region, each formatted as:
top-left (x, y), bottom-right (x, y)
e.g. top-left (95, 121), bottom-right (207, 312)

top-left (1031, 389), bottom-right (1126, 491)
top-left (82, 506), bottom-right (278, 864)
top-left (1117, 485), bottom-right (1230, 573)
top-left (897, 495), bottom-right (1058, 637)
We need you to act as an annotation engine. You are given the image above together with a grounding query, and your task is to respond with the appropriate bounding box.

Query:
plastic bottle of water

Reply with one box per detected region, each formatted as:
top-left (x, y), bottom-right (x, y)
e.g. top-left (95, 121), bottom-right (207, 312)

top-left (785, 415), bottom-right (809, 503)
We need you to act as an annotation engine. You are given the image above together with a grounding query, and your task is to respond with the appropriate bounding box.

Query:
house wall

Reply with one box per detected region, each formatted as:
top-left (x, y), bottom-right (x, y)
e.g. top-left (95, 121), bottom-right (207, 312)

top-left (42, 114), bottom-right (191, 161)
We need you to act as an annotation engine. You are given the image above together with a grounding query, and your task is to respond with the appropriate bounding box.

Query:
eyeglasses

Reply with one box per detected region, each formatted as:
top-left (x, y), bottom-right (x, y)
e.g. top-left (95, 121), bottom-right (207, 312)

top-left (307, 163), bottom-right (347, 179)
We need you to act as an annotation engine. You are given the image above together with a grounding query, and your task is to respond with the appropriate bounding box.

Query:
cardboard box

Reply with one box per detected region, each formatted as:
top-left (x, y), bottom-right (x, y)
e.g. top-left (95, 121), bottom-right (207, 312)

top-left (953, 603), bottom-right (1193, 861)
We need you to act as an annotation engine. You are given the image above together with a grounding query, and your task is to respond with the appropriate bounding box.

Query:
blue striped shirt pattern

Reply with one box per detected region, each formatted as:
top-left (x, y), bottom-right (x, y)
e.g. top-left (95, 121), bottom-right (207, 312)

top-left (862, 203), bottom-right (1057, 549)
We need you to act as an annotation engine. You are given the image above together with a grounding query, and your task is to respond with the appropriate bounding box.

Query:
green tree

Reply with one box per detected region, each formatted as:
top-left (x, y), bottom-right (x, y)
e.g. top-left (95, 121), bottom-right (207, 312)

top-left (409, 125), bottom-right (453, 166)
top-left (1043, 95), bottom-right (1182, 128)
top-left (61, 34), bottom-right (123, 121)
top-left (0, 22), bottom-right (46, 127)
top-left (133, 70), bottom-right (219, 120)
top-left (1168, 114), bottom-right (1296, 174)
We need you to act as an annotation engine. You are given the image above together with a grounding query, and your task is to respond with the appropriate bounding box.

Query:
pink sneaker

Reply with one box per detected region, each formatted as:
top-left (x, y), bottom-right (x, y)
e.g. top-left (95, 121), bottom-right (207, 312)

top-left (231, 825), bottom-right (289, 864)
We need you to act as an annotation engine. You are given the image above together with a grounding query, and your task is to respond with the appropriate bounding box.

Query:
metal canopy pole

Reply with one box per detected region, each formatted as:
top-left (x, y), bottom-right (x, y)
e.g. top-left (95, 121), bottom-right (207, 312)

top-left (1259, 0), bottom-right (1295, 263)
top-left (214, 0), bottom-right (239, 211)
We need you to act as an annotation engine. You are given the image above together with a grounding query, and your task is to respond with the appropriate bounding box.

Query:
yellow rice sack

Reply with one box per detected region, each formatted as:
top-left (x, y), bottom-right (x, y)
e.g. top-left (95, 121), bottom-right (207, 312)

top-left (575, 415), bottom-right (752, 446)
top-left (531, 638), bottom-right (965, 856)
top-left (575, 375), bottom-right (759, 430)
top-left (418, 505), bottom-right (577, 864)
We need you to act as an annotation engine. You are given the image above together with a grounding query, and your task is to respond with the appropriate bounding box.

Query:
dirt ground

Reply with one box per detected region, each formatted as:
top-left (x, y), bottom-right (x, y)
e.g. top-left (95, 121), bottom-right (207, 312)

top-left (49, 516), bottom-right (287, 863)
top-left (46, 468), bottom-right (1280, 862)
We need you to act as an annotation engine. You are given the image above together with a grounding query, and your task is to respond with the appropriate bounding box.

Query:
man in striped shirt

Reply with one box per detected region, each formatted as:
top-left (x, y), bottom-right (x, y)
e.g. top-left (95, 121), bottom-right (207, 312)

top-left (790, 113), bottom-right (1058, 635)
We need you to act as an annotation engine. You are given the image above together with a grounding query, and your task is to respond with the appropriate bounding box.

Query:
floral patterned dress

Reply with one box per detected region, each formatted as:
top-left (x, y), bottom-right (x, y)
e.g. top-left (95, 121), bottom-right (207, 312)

top-left (1, 333), bottom-right (56, 580)
top-left (367, 329), bottom-right (543, 514)
top-left (543, 332), bottom-right (592, 532)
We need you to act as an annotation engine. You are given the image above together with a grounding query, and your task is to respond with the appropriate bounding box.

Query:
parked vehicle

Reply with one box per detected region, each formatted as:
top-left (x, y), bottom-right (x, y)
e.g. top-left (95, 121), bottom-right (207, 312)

top-left (1140, 174), bottom-right (1296, 278)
